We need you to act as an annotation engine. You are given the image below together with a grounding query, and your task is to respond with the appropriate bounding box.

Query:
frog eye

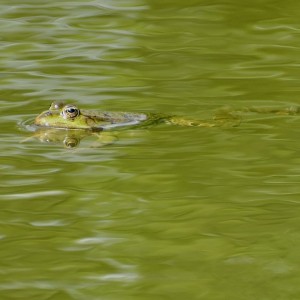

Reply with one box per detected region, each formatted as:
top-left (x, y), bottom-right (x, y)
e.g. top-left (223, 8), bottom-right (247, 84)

top-left (62, 105), bottom-right (80, 119)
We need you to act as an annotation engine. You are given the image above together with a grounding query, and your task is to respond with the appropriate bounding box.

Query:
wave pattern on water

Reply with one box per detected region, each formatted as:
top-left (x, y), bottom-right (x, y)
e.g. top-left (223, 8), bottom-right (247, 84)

top-left (2, 0), bottom-right (300, 299)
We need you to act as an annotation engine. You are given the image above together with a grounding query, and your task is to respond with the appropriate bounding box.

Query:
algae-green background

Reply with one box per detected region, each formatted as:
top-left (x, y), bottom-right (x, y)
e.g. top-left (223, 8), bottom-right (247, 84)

top-left (1, 0), bottom-right (300, 299)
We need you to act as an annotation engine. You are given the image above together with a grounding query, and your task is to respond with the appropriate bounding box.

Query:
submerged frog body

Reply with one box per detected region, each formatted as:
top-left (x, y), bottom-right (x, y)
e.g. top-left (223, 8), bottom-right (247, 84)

top-left (34, 102), bottom-right (238, 131)
top-left (29, 102), bottom-right (299, 148)
top-left (31, 102), bottom-right (242, 148)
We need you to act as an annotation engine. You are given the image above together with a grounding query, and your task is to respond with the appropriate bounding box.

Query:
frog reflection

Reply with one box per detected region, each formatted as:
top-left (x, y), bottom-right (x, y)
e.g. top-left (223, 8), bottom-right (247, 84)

top-left (29, 127), bottom-right (106, 148)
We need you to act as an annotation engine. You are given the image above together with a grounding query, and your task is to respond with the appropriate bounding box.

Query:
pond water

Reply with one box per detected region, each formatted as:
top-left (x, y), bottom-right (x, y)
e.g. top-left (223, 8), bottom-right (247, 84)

top-left (1, 0), bottom-right (300, 299)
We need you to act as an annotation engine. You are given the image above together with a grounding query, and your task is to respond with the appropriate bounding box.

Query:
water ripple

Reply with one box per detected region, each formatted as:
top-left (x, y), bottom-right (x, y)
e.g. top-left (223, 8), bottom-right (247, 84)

top-left (3, 190), bottom-right (67, 201)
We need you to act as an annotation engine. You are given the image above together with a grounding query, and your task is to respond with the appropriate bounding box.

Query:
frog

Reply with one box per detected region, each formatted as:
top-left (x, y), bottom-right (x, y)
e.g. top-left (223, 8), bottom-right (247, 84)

top-left (30, 101), bottom-right (240, 148)
top-left (34, 101), bottom-right (239, 131)
top-left (30, 102), bottom-right (299, 148)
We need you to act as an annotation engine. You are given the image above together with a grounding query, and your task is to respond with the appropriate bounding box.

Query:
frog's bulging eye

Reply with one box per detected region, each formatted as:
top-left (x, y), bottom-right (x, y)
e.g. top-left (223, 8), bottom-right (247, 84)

top-left (62, 105), bottom-right (80, 119)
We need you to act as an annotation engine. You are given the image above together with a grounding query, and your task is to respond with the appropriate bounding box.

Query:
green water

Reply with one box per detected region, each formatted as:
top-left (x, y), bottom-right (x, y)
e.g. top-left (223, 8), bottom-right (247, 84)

top-left (1, 0), bottom-right (300, 299)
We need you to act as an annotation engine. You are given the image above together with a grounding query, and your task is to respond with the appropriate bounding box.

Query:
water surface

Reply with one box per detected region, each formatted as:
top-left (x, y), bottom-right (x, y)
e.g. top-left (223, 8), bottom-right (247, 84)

top-left (1, 0), bottom-right (300, 299)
